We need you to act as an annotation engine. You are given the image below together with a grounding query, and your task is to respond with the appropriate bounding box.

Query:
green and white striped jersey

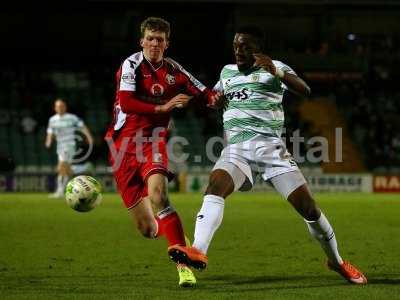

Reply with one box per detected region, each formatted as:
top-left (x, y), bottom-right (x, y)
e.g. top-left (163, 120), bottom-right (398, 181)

top-left (215, 61), bottom-right (296, 144)
top-left (47, 113), bottom-right (84, 151)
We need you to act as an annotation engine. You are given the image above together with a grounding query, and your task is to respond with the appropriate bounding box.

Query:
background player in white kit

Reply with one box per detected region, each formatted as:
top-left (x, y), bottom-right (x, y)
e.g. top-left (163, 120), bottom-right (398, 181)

top-left (45, 99), bottom-right (93, 198)
top-left (169, 26), bottom-right (367, 285)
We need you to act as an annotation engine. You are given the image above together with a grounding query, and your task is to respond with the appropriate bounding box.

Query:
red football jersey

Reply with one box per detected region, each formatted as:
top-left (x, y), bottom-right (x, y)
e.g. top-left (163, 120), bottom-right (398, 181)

top-left (105, 51), bottom-right (210, 153)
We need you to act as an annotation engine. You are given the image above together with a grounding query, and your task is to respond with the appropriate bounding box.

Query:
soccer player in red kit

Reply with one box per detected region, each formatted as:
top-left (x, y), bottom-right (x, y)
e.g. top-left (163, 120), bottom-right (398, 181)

top-left (105, 17), bottom-right (221, 287)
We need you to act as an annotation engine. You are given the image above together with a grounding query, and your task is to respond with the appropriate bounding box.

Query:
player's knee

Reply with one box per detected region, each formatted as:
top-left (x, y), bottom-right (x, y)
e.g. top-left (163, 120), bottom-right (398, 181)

top-left (205, 182), bottom-right (223, 197)
top-left (205, 169), bottom-right (234, 198)
top-left (59, 162), bottom-right (69, 175)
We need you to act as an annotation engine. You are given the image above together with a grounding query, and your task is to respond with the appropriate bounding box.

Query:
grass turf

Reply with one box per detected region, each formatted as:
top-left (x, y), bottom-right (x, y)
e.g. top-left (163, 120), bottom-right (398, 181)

top-left (0, 192), bottom-right (399, 299)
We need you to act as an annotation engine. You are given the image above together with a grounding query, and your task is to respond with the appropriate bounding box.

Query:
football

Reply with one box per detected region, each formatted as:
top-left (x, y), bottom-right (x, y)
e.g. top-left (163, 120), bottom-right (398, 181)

top-left (65, 175), bottom-right (102, 212)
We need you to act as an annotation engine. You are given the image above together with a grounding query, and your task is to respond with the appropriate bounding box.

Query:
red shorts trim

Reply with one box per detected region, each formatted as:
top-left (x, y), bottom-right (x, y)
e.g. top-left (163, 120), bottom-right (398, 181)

top-left (126, 199), bottom-right (145, 210)
top-left (144, 167), bottom-right (167, 180)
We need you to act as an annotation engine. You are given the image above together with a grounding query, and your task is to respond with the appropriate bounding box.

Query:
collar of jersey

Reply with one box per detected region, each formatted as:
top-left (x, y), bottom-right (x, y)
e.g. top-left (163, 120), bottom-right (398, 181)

top-left (239, 65), bottom-right (261, 76)
top-left (142, 52), bottom-right (164, 72)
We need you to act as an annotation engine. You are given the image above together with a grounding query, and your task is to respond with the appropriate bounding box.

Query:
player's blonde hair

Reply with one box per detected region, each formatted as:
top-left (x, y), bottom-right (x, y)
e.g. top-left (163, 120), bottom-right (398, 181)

top-left (140, 17), bottom-right (170, 39)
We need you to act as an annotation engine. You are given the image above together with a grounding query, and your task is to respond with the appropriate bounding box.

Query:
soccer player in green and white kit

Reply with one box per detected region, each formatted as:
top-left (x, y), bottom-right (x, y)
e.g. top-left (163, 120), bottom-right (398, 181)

top-left (169, 26), bottom-right (367, 284)
top-left (46, 99), bottom-right (93, 198)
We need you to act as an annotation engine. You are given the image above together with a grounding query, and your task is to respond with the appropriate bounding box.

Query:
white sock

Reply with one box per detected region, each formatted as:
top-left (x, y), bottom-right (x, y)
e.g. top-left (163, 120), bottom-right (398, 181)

top-left (305, 212), bottom-right (343, 266)
top-left (193, 195), bottom-right (225, 254)
top-left (56, 175), bottom-right (63, 194)
top-left (59, 175), bottom-right (70, 195)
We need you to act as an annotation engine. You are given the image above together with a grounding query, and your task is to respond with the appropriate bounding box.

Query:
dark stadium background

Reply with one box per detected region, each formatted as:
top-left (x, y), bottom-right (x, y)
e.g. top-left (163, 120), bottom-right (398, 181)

top-left (0, 0), bottom-right (399, 191)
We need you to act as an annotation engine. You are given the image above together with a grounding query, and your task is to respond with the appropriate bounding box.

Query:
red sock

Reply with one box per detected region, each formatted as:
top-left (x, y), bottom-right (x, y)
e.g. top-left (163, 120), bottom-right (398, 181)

top-left (155, 207), bottom-right (186, 246)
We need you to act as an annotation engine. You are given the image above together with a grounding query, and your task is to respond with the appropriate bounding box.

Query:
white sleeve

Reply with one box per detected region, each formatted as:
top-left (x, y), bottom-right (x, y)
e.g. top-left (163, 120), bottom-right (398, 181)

top-left (75, 116), bottom-right (84, 129)
top-left (213, 80), bottom-right (224, 93)
top-left (46, 119), bottom-right (53, 134)
top-left (119, 59), bottom-right (136, 92)
top-left (274, 61), bottom-right (297, 90)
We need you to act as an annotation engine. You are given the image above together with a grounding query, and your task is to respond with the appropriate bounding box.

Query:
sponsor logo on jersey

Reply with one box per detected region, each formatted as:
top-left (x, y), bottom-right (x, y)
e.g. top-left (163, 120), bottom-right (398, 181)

top-left (226, 88), bottom-right (252, 101)
top-left (165, 74), bottom-right (175, 85)
top-left (289, 159), bottom-right (297, 167)
top-left (151, 84), bottom-right (164, 96)
top-left (122, 72), bottom-right (135, 84)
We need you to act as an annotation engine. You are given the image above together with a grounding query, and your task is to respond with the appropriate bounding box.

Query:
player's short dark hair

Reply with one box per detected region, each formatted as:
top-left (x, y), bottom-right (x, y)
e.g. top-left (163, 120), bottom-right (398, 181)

top-left (236, 25), bottom-right (265, 51)
top-left (140, 17), bottom-right (171, 39)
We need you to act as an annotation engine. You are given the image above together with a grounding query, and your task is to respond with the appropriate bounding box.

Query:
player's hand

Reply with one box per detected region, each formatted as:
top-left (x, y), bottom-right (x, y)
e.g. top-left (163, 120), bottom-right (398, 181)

top-left (207, 91), bottom-right (227, 110)
top-left (156, 94), bottom-right (192, 113)
top-left (170, 93), bottom-right (192, 108)
top-left (253, 53), bottom-right (277, 76)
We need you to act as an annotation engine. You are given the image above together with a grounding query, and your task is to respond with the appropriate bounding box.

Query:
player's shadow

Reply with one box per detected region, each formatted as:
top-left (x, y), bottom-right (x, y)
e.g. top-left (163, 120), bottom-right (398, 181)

top-left (202, 274), bottom-right (347, 291)
top-left (368, 276), bottom-right (400, 285)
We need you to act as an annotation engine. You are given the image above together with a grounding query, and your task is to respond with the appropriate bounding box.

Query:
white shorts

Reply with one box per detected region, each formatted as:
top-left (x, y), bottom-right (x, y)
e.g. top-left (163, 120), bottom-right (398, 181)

top-left (213, 135), bottom-right (306, 198)
top-left (71, 162), bottom-right (93, 175)
top-left (57, 148), bottom-right (75, 164)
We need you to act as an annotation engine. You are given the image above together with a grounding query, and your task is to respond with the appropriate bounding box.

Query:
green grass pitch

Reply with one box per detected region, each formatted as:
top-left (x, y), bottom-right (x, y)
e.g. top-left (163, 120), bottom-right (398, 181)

top-left (1, 192), bottom-right (399, 299)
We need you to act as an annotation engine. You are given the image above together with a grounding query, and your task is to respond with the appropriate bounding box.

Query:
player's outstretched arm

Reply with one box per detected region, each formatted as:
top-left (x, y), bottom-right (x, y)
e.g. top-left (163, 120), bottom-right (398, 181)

top-left (253, 53), bottom-right (311, 98)
top-left (119, 91), bottom-right (160, 114)
top-left (119, 90), bottom-right (191, 114)
top-left (279, 72), bottom-right (311, 98)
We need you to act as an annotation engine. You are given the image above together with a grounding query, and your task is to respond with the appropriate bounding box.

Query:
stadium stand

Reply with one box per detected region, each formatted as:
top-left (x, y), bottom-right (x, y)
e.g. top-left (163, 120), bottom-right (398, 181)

top-left (0, 7), bottom-right (399, 174)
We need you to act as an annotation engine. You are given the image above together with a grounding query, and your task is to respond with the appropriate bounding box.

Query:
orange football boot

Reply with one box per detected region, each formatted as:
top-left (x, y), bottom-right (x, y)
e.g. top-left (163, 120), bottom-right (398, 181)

top-left (328, 260), bottom-right (367, 284)
top-left (168, 245), bottom-right (208, 270)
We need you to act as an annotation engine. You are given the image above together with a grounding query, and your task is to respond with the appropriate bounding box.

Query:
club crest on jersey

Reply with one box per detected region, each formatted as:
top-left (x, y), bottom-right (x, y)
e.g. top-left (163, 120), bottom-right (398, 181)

top-left (165, 74), bottom-right (175, 85)
top-left (151, 83), bottom-right (164, 96)
top-left (122, 72), bottom-right (135, 84)
top-left (153, 153), bottom-right (163, 163)
top-left (251, 74), bottom-right (260, 82)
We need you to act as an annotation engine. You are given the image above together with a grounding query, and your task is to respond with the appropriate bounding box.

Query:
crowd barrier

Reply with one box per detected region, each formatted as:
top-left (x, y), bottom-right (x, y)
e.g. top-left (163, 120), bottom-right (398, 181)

top-left (0, 172), bottom-right (397, 193)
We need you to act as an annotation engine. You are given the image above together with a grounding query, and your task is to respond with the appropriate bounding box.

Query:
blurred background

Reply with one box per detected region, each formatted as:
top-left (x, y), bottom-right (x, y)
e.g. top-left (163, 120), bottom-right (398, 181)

top-left (0, 0), bottom-right (399, 193)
